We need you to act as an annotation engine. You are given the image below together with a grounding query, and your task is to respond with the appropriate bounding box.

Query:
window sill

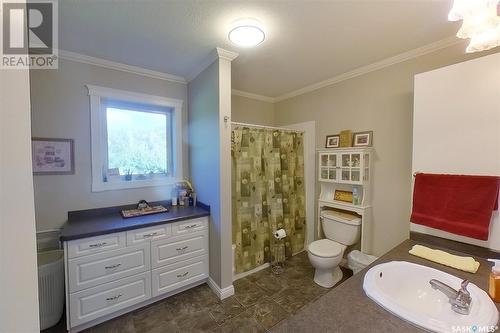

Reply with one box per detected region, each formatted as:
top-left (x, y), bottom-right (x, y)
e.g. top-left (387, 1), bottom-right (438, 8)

top-left (91, 177), bottom-right (180, 192)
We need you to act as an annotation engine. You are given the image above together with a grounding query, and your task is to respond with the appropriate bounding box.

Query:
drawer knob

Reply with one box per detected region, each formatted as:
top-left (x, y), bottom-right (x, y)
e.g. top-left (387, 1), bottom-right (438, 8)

top-left (89, 242), bottom-right (107, 248)
top-left (106, 294), bottom-right (122, 301)
top-left (143, 232), bottom-right (158, 238)
top-left (184, 224), bottom-right (198, 229)
top-left (176, 272), bottom-right (189, 278)
top-left (176, 246), bottom-right (189, 251)
top-left (104, 263), bottom-right (121, 270)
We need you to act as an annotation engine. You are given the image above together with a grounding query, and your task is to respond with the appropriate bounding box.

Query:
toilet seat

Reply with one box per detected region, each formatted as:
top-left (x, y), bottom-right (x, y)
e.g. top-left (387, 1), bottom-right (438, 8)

top-left (308, 239), bottom-right (344, 258)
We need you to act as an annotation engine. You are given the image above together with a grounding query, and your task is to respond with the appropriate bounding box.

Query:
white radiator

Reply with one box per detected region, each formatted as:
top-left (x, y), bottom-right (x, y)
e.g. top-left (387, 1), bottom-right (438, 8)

top-left (38, 250), bottom-right (64, 330)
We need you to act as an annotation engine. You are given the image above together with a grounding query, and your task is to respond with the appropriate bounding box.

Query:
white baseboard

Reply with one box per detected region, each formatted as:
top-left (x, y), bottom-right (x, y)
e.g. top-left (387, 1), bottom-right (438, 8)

top-left (233, 262), bottom-right (270, 281)
top-left (232, 251), bottom-right (306, 282)
top-left (207, 277), bottom-right (234, 300)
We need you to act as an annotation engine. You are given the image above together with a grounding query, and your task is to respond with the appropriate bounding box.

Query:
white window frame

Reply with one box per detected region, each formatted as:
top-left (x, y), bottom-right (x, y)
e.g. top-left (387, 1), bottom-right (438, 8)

top-left (86, 85), bottom-right (184, 192)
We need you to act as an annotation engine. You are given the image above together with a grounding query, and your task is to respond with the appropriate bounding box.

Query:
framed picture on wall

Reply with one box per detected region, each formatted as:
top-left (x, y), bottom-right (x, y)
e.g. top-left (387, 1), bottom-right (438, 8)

top-left (32, 138), bottom-right (75, 175)
top-left (353, 131), bottom-right (373, 147)
top-left (325, 134), bottom-right (340, 148)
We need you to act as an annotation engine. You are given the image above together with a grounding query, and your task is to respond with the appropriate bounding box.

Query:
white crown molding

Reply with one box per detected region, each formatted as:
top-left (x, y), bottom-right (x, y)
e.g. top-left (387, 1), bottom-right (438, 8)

top-left (231, 89), bottom-right (275, 103)
top-left (215, 47), bottom-right (239, 61)
top-left (207, 277), bottom-right (235, 300)
top-left (58, 50), bottom-right (187, 84)
top-left (186, 47), bottom-right (239, 82)
top-left (274, 36), bottom-right (464, 102)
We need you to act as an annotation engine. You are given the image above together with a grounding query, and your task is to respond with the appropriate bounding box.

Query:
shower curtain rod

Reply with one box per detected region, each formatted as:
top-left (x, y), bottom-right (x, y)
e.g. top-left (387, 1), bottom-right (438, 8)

top-left (231, 121), bottom-right (304, 133)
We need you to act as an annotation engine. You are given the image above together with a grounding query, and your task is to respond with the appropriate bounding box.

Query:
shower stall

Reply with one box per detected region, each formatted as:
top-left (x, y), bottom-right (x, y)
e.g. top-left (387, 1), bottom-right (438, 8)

top-left (231, 122), bottom-right (308, 276)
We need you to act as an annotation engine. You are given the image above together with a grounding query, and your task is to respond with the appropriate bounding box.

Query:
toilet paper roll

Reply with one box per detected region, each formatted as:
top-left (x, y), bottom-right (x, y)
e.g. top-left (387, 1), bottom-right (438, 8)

top-left (274, 229), bottom-right (286, 240)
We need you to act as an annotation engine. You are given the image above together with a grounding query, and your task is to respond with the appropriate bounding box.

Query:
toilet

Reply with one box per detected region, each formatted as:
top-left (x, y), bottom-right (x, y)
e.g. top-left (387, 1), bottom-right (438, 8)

top-left (308, 210), bottom-right (361, 288)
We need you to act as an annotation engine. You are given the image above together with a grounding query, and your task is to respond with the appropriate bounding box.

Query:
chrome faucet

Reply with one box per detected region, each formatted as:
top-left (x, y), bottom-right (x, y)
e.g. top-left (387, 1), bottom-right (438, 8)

top-left (429, 279), bottom-right (472, 315)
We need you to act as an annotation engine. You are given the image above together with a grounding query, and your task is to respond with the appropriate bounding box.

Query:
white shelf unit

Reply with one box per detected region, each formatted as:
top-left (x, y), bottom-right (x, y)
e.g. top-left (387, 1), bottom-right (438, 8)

top-left (317, 147), bottom-right (373, 253)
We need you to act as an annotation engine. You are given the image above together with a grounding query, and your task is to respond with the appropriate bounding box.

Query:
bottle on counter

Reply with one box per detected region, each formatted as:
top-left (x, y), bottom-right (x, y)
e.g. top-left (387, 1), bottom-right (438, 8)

top-left (171, 187), bottom-right (178, 206)
top-left (352, 186), bottom-right (361, 206)
top-left (488, 259), bottom-right (500, 302)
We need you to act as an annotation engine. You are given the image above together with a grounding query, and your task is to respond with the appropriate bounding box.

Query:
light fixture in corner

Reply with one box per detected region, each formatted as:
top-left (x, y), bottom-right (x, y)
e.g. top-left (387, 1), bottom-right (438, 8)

top-left (228, 18), bottom-right (265, 48)
top-left (448, 0), bottom-right (500, 53)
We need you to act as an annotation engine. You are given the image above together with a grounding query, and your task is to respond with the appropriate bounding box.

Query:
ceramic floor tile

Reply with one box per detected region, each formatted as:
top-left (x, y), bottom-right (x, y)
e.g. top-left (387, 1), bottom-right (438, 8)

top-left (211, 310), bottom-right (267, 333)
top-left (273, 286), bottom-right (318, 314)
top-left (209, 297), bottom-right (245, 324)
top-left (173, 309), bottom-right (219, 332)
top-left (234, 278), bottom-right (268, 307)
top-left (86, 315), bottom-right (136, 333)
top-left (252, 271), bottom-right (291, 296)
top-left (132, 301), bottom-right (176, 332)
top-left (244, 296), bottom-right (289, 330)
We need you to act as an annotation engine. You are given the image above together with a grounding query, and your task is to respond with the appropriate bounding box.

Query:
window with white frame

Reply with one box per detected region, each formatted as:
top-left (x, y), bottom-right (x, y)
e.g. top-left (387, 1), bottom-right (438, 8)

top-left (86, 85), bottom-right (183, 192)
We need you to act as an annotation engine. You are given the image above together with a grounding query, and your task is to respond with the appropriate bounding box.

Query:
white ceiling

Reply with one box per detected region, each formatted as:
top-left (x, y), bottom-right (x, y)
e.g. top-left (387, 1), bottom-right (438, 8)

top-left (59, 0), bottom-right (461, 98)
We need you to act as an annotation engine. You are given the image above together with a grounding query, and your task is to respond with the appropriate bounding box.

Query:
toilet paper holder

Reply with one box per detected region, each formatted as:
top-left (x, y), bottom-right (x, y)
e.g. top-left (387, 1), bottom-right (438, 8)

top-left (274, 228), bottom-right (286, 240)
top-left (271, 229), bottom-right (286, 275)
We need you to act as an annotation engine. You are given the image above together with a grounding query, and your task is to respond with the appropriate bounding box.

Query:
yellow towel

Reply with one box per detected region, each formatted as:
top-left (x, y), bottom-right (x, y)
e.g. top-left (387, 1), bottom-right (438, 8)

top-left (409, 244), bottom-right (480, 273)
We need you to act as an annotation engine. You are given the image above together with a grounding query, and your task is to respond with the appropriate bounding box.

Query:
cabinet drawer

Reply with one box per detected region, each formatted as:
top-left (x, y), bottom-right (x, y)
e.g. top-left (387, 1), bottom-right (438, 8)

top-left (68, 244), bottom-right (150, 293)
top-left (152, 232), bottom-right (208, 268)
top-left (172, 217), bottom-right (208, 235)
top-left (69, 272), bottom-right (151, 327)
top-left (152, 256), bottom-right (208, 297)
top-left (67, 232), bottom-right (126, 259)
top-left (126, 224), bottom-right (171, 246)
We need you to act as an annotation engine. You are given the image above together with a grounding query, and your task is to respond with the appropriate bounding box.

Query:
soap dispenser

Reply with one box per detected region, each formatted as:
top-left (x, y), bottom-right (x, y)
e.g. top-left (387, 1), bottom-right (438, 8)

top-left (487, 259), bottom-right (500, 302)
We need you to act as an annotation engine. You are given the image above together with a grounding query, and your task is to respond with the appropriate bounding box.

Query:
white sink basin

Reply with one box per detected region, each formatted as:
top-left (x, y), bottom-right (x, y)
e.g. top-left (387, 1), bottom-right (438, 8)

top-left (363, 261), bottom-right (498, 333)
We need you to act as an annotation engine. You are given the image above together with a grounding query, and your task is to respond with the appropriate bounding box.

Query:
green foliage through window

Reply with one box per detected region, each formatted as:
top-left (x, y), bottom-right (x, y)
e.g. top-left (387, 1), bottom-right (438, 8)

top-left (106, 107), bottom-right (169, 175)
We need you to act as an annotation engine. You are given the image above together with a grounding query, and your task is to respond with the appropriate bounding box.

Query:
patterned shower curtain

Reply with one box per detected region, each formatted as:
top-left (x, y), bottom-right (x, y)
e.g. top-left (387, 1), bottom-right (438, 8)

top-left (231, 126), bottom-right (306, 274)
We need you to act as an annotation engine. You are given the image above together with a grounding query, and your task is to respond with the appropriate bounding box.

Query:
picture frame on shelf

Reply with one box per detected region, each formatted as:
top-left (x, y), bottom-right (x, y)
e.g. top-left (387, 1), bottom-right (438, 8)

top-left (325, 134), bottom-right (340, 148)
top-left (334, 190), bottom-right (353, 203)
top-left (32, 138), bottom-right (75, 175)
top-left (353, 131), bottom-right (373, 147)
top-left (339, 130), bottom-right (352, 147)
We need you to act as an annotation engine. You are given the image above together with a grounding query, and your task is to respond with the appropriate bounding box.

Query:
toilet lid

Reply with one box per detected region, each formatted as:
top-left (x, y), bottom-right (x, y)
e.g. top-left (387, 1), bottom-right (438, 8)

top-left (308, 239), bottom-right (344, 258)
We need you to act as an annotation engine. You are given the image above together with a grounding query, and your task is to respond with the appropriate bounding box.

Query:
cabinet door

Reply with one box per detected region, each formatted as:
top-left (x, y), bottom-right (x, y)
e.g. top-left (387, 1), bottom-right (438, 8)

top-left (328, 154), bottom-right (337, 181)
top-left (152, 255), bottom-right (208, 297)
top-left (350, 153), bottom-right (362, 184)
top-left (68, 243), bottom-right (150, 292)
top-left (319, 153), bottom-right (339, 181)
top-left (67, 233), bottom-right (126, 259)
top-left (340, 153), bottom-right (351, 182)
top-left (319, 153), bottom-right (329, 181)
top-left (69, 272), bottom-right (151, 327)
top-left (363, 153), bottom-right (370, 182)
top-left (172, 217), bottom-right (208, 236)
top-left (152, 231), bottom-right (208, 268)
top-left (126, 224), bottom-right (171, 246)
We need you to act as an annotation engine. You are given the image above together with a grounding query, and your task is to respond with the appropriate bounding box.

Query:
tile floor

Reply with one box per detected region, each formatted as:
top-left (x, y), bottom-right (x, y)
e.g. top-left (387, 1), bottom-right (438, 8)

top-left (44, 252), bottom-right (352, 333)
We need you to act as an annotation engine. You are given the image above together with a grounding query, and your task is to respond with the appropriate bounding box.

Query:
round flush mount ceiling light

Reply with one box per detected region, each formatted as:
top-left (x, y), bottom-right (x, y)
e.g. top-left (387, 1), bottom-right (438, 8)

top-left (228, 18), bottom-right (265, 47)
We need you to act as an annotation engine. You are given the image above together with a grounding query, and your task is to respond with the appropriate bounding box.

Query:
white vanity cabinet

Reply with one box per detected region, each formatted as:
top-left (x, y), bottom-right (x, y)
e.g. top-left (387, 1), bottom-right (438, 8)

top-left (63, 216), bottom-right (209, 332)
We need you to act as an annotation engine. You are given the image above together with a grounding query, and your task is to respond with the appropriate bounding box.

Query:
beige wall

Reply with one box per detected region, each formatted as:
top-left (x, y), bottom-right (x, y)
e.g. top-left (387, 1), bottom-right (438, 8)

top-left (274, 43), bottom-right (500, 256)
top-left (231, 94), bottom-right (274, 126)
top-left (189, 54), bottom-right (234, 291)
top-left (1, 62), bottom-right (40, 330)
top-left (30, 59), bottom-right (188, 231)
top-left (189, 60), bottom-right (222, 286)
top-left (413, 52), bottom-right (500, 250)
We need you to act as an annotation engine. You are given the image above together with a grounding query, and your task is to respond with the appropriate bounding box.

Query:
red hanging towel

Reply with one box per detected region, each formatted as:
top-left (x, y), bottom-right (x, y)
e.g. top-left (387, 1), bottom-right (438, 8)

top-left (411, 173), bottom-right (500, 241)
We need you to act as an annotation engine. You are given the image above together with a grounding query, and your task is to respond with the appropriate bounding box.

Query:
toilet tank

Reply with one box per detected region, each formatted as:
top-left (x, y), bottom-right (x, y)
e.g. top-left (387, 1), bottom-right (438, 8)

top-left (321, 210), bottom-right (361, 245)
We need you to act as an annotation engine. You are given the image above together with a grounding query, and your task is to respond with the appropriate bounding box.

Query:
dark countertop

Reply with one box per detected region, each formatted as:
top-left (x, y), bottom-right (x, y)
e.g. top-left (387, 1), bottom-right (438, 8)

top-left (60, 202), bottom-right (210, 241)
top-left (272, 238), bottom-right (500, 333)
